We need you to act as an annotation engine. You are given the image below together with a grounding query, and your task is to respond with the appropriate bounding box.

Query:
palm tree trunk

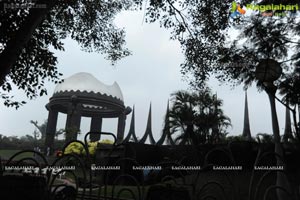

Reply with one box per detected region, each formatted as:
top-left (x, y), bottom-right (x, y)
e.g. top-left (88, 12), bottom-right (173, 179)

top-left (291, 106), bottom-right (300, 140)
top-left (187, 124), bottom-right (198, 145)
top-left (266, 89), bottom-right (291, 200)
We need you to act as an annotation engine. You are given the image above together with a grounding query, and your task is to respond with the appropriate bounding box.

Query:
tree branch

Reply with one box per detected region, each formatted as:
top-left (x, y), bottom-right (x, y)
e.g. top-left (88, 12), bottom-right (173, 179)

top-left (0, 0), bottom-right (57, 86)
top-left (165, 0), bottom-right (193, 37)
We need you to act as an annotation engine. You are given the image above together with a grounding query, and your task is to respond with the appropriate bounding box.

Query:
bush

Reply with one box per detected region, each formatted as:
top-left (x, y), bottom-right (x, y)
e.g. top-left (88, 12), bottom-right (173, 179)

top-left (64, 140), bottom-right (113, 156)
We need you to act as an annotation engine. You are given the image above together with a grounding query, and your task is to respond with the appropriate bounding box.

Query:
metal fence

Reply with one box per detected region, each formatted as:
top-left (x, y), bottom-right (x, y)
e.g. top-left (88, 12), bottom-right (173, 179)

top-left (0, 132), bottom-right (299, 200)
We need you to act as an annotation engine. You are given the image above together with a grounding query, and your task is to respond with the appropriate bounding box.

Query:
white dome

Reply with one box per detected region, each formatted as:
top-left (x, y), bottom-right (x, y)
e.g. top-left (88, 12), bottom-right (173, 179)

top-left (53, 72), bottom-right (124, 101)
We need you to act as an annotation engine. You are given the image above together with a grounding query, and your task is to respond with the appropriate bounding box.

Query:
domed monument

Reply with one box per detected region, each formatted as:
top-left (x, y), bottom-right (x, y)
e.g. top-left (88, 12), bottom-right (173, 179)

top-left (44, 72), bottom-right (131, 152)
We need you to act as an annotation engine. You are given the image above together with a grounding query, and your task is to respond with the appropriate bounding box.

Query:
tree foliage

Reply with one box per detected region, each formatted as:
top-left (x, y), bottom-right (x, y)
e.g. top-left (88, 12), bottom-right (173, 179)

top-left (0, 133), bottom-right (65, 150)
top-left (0, 0), bottom-right (133, 108)
top-left (2, 0), bottom-right (300, 109)
top-left (279, 68), bottom-right (300, 106)
top-left (169, 88), bottom-right (231, 144)
top-left (144, 0), bottom-right (300, 136)
top-left (143, 0), bottom-right (232, 87)
top-left (30, 119), bottom-right (64, 140)
top-left (143, 0), bottom-right (300, 88)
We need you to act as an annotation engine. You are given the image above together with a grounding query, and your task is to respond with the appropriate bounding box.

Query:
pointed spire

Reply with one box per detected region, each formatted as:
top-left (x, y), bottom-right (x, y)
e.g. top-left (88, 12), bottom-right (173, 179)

top-left (139, 103), bottom-right (156, 144)
top-left (242, 91), bottom-right (252, 140)
top-left (211, 93), bottom-right (220, 143)
top-left (123, 106), bottom-right (138, 143)
top-left (283, 105), bottom-right (292, 143)
top-left (157, 100), bottom-right (175, 145)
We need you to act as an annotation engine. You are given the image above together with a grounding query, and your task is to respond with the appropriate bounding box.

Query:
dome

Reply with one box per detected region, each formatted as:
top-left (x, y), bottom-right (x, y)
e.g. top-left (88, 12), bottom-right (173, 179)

top-left (53, 72), bottom-right (123, 101)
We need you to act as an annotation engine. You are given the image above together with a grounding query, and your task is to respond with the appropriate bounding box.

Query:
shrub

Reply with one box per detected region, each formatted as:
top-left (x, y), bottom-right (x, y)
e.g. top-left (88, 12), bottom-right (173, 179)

top-left (64, 139), bottom-right (113, 156)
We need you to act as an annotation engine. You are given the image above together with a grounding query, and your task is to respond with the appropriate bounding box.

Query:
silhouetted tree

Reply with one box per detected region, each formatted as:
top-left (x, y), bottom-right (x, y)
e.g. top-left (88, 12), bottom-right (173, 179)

top-left (169, 88), bottom-right (231, 145)
top-left (143, 0), bottom-right (300, 88)
top-left (279, 68), bottom-right (300, 138)
top-left (30, 120), bottom-right (64, 141)
top-left (0, 0), bottom-right (134, 108)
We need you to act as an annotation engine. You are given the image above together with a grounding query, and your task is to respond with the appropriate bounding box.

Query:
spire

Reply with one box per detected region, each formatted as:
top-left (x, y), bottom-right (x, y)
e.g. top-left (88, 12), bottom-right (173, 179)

top-left (156, 100), bottom-right (175, 145)
top-left (242, 91), bottom-right (252, 140)
top-left (139, 103), bottom-right (156, 144)
top-left (283, 105), bottom-right (292, 143)
top-left (123, 106), bottom-right (138, 143)
top-left (211, 93), bottom-right (220, 143)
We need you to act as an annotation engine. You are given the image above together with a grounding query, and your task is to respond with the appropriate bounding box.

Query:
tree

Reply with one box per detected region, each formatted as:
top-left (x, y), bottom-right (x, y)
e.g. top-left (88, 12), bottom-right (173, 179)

top-left (256, 133), bottom-right (274, 143)
top-left (0, 0), bottom-right (134, 108)
top-left (169, 88), bottom-right (231, 145)
top-left (30, 120), bottom-right (64, 140)
top-left (143, 0), bottom-right (232, 87)
top-left (169, 90), bottom-right (198, 144)
top-left (144, 0), bottom-right (300, 88)
top-left (144, 7), bottom-right (299, 196)
top-left (30, 120), bottom-right (46, 140)
top-left (278, 68), bottom-right (300, 137)
top-left (20, 134), bottom-right (36, 146)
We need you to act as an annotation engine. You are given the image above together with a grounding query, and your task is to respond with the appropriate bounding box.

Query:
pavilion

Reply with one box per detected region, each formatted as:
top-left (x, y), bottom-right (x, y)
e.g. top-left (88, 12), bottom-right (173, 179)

top-left (44, 72), bottom-right (131, 152)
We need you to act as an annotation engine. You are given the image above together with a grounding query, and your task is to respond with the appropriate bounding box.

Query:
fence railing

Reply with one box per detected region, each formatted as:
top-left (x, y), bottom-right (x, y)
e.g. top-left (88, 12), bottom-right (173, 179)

top-left (0, 132), bottom-right (299, 200)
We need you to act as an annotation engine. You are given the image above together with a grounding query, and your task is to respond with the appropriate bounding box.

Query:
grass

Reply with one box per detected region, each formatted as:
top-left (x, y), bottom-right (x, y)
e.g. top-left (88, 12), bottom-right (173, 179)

top-left (0, 149), bottom-right (34, 160)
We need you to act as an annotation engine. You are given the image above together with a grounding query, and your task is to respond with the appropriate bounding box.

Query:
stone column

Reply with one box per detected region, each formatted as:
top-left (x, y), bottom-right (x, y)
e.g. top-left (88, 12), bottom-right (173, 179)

top-left (44, 108), bottom-right (58, 155)
top-left (65, 99), bottom-right (82, 143)
top-left (90, 117), bottom-right (102, 141)
top-left (116, 113), bottom-right (126, 143)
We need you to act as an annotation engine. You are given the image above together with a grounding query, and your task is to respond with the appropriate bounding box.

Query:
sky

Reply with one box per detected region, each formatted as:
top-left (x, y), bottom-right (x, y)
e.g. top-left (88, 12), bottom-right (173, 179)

top-left (0, 9), bottom-right (291, 141)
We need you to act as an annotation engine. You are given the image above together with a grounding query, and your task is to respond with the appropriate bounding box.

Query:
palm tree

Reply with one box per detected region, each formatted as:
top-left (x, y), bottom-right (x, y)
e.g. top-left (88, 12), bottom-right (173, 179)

top-left (169, 88), bottom-right (231, 145)
top-left (278, 69), bottom-right (300, 141)
top-left (168, 90), bottom-right (197, 145)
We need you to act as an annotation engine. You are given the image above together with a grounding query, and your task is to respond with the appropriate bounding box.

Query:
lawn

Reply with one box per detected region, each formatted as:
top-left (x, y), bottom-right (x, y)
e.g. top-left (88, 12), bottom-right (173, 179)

top-left (0, 149), bottom-right (34, 160)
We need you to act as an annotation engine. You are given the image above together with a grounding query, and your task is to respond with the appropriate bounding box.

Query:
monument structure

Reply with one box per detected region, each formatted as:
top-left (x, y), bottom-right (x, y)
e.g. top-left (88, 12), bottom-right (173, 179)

top-left (44, 72), bottom-right (131, 152)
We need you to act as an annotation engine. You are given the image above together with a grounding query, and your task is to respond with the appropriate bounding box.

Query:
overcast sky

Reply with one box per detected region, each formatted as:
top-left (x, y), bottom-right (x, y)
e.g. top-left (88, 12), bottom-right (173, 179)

top-left (0, 10), bottom-right (290, 141)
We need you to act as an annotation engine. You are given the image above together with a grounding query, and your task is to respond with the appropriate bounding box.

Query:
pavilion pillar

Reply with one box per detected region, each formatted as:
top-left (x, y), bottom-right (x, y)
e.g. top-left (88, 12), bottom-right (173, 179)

top-left (90, 117), bottom-right (102, 142)
top-left (65, 101), bottom-right (82, 143)
top-left (117, 113), bottom-right (126, 143)
top-left (44, 108), bottom-right (58, 155)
